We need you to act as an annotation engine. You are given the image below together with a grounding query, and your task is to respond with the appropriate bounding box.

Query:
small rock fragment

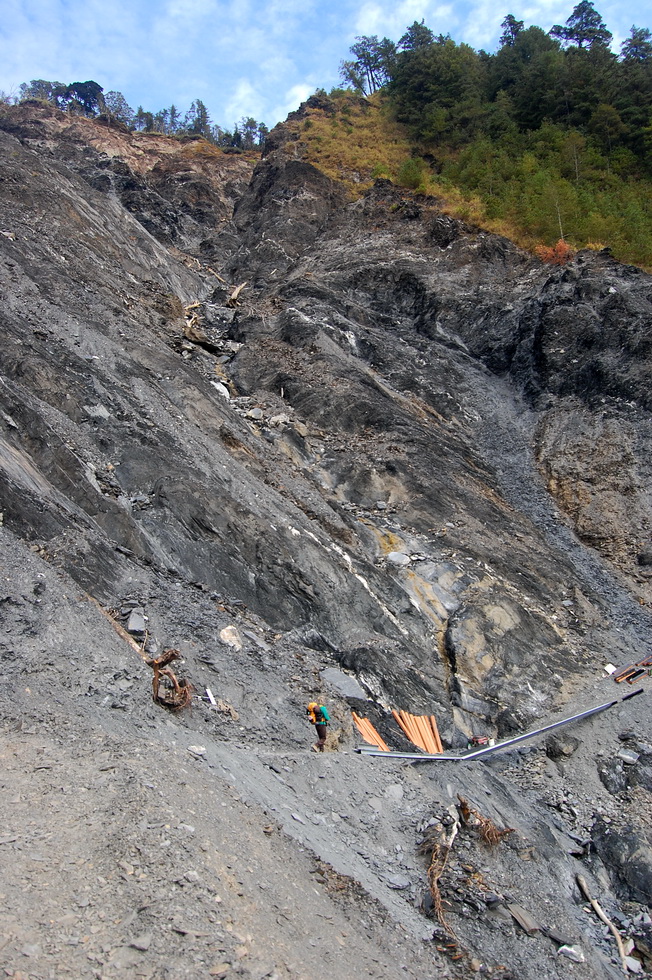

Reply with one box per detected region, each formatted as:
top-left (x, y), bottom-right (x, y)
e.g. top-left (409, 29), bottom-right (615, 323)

top-left (385, 873), bottom-right (411, 890)
top-left (126, 608), bottom-right (146, 634)
top-left (220, 625), bottom-right (242, 650)
top-left (209, 963), bottom-right (231, 977)
top-left (557, 945), bottom-right (586, 963)
top-left (625, 955), bottom-right (643, 974)
top-left (386, 552), bottom-right (410, 566)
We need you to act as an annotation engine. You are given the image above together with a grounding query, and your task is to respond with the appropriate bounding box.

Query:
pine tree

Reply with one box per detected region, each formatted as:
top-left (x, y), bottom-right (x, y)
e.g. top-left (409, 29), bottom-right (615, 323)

top-left (621, 26), bottom-right (652, 62)
top-left (398, 21), bottom-right (435, 51)
top-left (103, 91), bottom-right (134, 126)
top-left (499, 15), bottom-right (524, 47)
top-left (550, 2), bottom-right (613, 49)
top-left (339, 36), bottom-right (396, 94)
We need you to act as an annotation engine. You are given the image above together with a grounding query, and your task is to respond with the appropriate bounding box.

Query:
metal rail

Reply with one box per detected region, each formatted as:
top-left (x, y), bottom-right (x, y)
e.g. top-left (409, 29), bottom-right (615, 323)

top-left (355, 688), bottom-right (644, 762)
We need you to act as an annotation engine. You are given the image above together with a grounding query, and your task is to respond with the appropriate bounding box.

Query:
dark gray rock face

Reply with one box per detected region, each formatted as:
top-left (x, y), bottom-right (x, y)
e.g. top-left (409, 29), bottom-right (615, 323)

top-left (0, 102), bottom-right (651, 980)
top-left (1, 102), bottom-right (650, 723)
top-left (593, 817), bottom-right (652, 905)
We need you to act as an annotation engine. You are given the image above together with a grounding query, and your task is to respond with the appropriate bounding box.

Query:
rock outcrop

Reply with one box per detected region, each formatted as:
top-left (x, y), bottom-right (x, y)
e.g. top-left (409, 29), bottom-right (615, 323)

top-left (0, 102), bottom-right (650, 980)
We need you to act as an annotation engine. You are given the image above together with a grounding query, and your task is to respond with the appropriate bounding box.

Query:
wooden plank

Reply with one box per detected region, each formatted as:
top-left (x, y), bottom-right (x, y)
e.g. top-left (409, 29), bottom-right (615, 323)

top-left (421, 715), bottom-right (436, 753)
top-left (352, 713), bottom-right (390, 751)
top-left (415, 715), bottom-right (433, 752)
top-left (507, 903), bottom-right (541, 936)
top-left (429, 715), bottom-right (443, 754)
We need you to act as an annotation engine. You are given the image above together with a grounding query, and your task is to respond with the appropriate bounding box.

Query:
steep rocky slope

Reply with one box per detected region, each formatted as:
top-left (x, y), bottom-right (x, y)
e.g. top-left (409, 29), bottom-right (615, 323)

top-left (0, 101), bottom-right (650, 980)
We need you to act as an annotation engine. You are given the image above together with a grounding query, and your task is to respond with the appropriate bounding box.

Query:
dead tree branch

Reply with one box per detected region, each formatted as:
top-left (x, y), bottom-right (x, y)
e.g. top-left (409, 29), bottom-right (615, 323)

top-left (146, 648), bottom-right (193, 710)
top-left (457, 795), bottom-right (514, 845)
top-left (576, 874), bottom-right (628, 975)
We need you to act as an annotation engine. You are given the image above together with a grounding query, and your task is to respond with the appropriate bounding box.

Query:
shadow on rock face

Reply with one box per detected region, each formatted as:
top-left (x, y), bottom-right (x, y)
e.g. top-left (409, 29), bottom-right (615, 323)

top-left (592, 816), bottom-right (652, 905)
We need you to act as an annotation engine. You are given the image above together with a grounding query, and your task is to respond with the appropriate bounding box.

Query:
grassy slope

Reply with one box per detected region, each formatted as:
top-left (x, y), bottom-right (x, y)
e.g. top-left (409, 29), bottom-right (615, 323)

top-left (287, 92), bottom-right (651, 271)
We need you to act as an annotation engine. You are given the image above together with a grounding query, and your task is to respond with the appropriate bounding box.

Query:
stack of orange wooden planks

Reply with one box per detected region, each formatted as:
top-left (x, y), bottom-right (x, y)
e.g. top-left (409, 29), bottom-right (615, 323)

top-left (351, 712), bottom-right (391, 751)
top-left (391, 709), bottom-right (443, 754)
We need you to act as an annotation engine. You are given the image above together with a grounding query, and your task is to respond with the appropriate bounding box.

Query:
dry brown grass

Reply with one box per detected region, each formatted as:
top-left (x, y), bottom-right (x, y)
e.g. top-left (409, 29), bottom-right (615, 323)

top-left (290, 94), bottom-right (542, 255)
top-left (286, 93), bottom-right (414, 196)
top-left (291, 92), bottom-right (649, 267)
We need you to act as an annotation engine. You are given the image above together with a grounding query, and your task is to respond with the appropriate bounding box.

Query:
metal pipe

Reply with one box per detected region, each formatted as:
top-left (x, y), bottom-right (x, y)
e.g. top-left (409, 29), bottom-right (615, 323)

top-left (355, 688), bottom-right (645, 762)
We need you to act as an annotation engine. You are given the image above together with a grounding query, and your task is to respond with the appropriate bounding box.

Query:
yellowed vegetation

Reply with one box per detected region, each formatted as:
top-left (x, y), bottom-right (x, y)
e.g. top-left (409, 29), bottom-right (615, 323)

top-left (290, 93), bottom-right (538, 249)
top-left (288, 92), bottom-right (651, 266)
top-left (179, 139), bottom-right (259, 163)
top-left (180, 140), bottom-right (226, 160)
top-left (285, 92), bottom-right (414, 196)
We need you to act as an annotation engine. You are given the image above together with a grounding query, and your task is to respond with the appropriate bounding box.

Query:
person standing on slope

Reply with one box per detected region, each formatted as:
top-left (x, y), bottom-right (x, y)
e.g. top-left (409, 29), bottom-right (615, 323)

top-left (306, 701), bottom-right (330, 752)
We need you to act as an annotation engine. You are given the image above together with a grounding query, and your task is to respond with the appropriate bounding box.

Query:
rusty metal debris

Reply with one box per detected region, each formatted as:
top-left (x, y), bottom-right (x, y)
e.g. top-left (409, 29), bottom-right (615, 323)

top-left (93, 600), bottom-right (193, 711)
top-left (146, 648), bottom-right (193, 710)
top-left (614, 654), bottom-right (652, 684)
top-left (422, 810), bottom-right (460, 940)
top-left (421, 795), bottom-right (515, 960)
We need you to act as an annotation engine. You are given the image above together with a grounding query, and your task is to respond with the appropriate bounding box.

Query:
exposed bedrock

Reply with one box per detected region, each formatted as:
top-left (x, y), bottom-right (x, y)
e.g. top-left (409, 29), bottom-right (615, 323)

top-left (1, 101), bottom-right (651, 979)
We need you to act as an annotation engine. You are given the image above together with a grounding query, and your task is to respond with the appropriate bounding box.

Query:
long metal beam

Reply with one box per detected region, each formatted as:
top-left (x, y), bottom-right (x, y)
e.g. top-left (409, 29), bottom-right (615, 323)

top-left (355, 688), bottom-right (645, 762)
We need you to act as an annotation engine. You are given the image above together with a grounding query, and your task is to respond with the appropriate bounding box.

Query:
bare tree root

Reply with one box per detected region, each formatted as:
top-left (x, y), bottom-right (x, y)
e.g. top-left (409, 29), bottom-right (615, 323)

top-left (146, 649), bottom-right (193, 710)
top-left (457, 795), bottom-right (514, 846)
top-left (420, 815), bottom-right (460, 942)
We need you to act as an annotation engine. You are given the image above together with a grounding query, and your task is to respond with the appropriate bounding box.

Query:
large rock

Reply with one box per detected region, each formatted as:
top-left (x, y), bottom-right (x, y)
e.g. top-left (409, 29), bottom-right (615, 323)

top-left (593, 817), bottom-right (652, 904)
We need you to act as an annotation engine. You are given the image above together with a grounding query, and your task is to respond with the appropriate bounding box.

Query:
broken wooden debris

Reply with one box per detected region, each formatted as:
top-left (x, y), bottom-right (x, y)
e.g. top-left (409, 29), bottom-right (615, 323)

top-left (93, 598), bottom-right (150, 660)
top-left (508, 903), bottom-right (541, 936)
top-left (613, 655), bottom-right (652, 683)
top-left (206, 266), bottom-right (227, 283)
top-left (226, 281), bottom-right (247, 307)
top-left (146, 648), bottom-right (193, 711)
top-left (351, 712), bottom-right (390, 751)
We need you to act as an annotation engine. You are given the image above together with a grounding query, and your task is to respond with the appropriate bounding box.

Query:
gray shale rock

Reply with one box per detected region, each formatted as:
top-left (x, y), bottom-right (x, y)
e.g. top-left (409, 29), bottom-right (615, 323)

top-left (0, 100), bottom-right (651, 980)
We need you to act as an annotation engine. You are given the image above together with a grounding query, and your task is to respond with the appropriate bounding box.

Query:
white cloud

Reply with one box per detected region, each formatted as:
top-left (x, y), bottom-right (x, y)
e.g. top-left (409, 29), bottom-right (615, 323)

top-left (353, 0), bottom-right (457, 40)
top-left (164, 0), bottom-right (218, 18)
top-left (460, 0), bottom-right (505, 48)
top-left (2, 0), bottom-right (646, 131)
top-left (270, 81), bottom-right (314, 123)
top-left (224, 78), bottom-right (261, 122)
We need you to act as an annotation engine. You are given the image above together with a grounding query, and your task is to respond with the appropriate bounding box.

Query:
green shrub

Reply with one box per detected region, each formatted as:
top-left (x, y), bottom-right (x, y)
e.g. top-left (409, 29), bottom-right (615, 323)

top-left (397, 157), bottom-right (425, 189)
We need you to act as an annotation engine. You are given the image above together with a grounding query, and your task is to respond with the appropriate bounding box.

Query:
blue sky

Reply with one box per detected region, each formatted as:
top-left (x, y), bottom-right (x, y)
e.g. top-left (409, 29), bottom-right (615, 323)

top-left (1, 0), bottom-right (649, 129)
